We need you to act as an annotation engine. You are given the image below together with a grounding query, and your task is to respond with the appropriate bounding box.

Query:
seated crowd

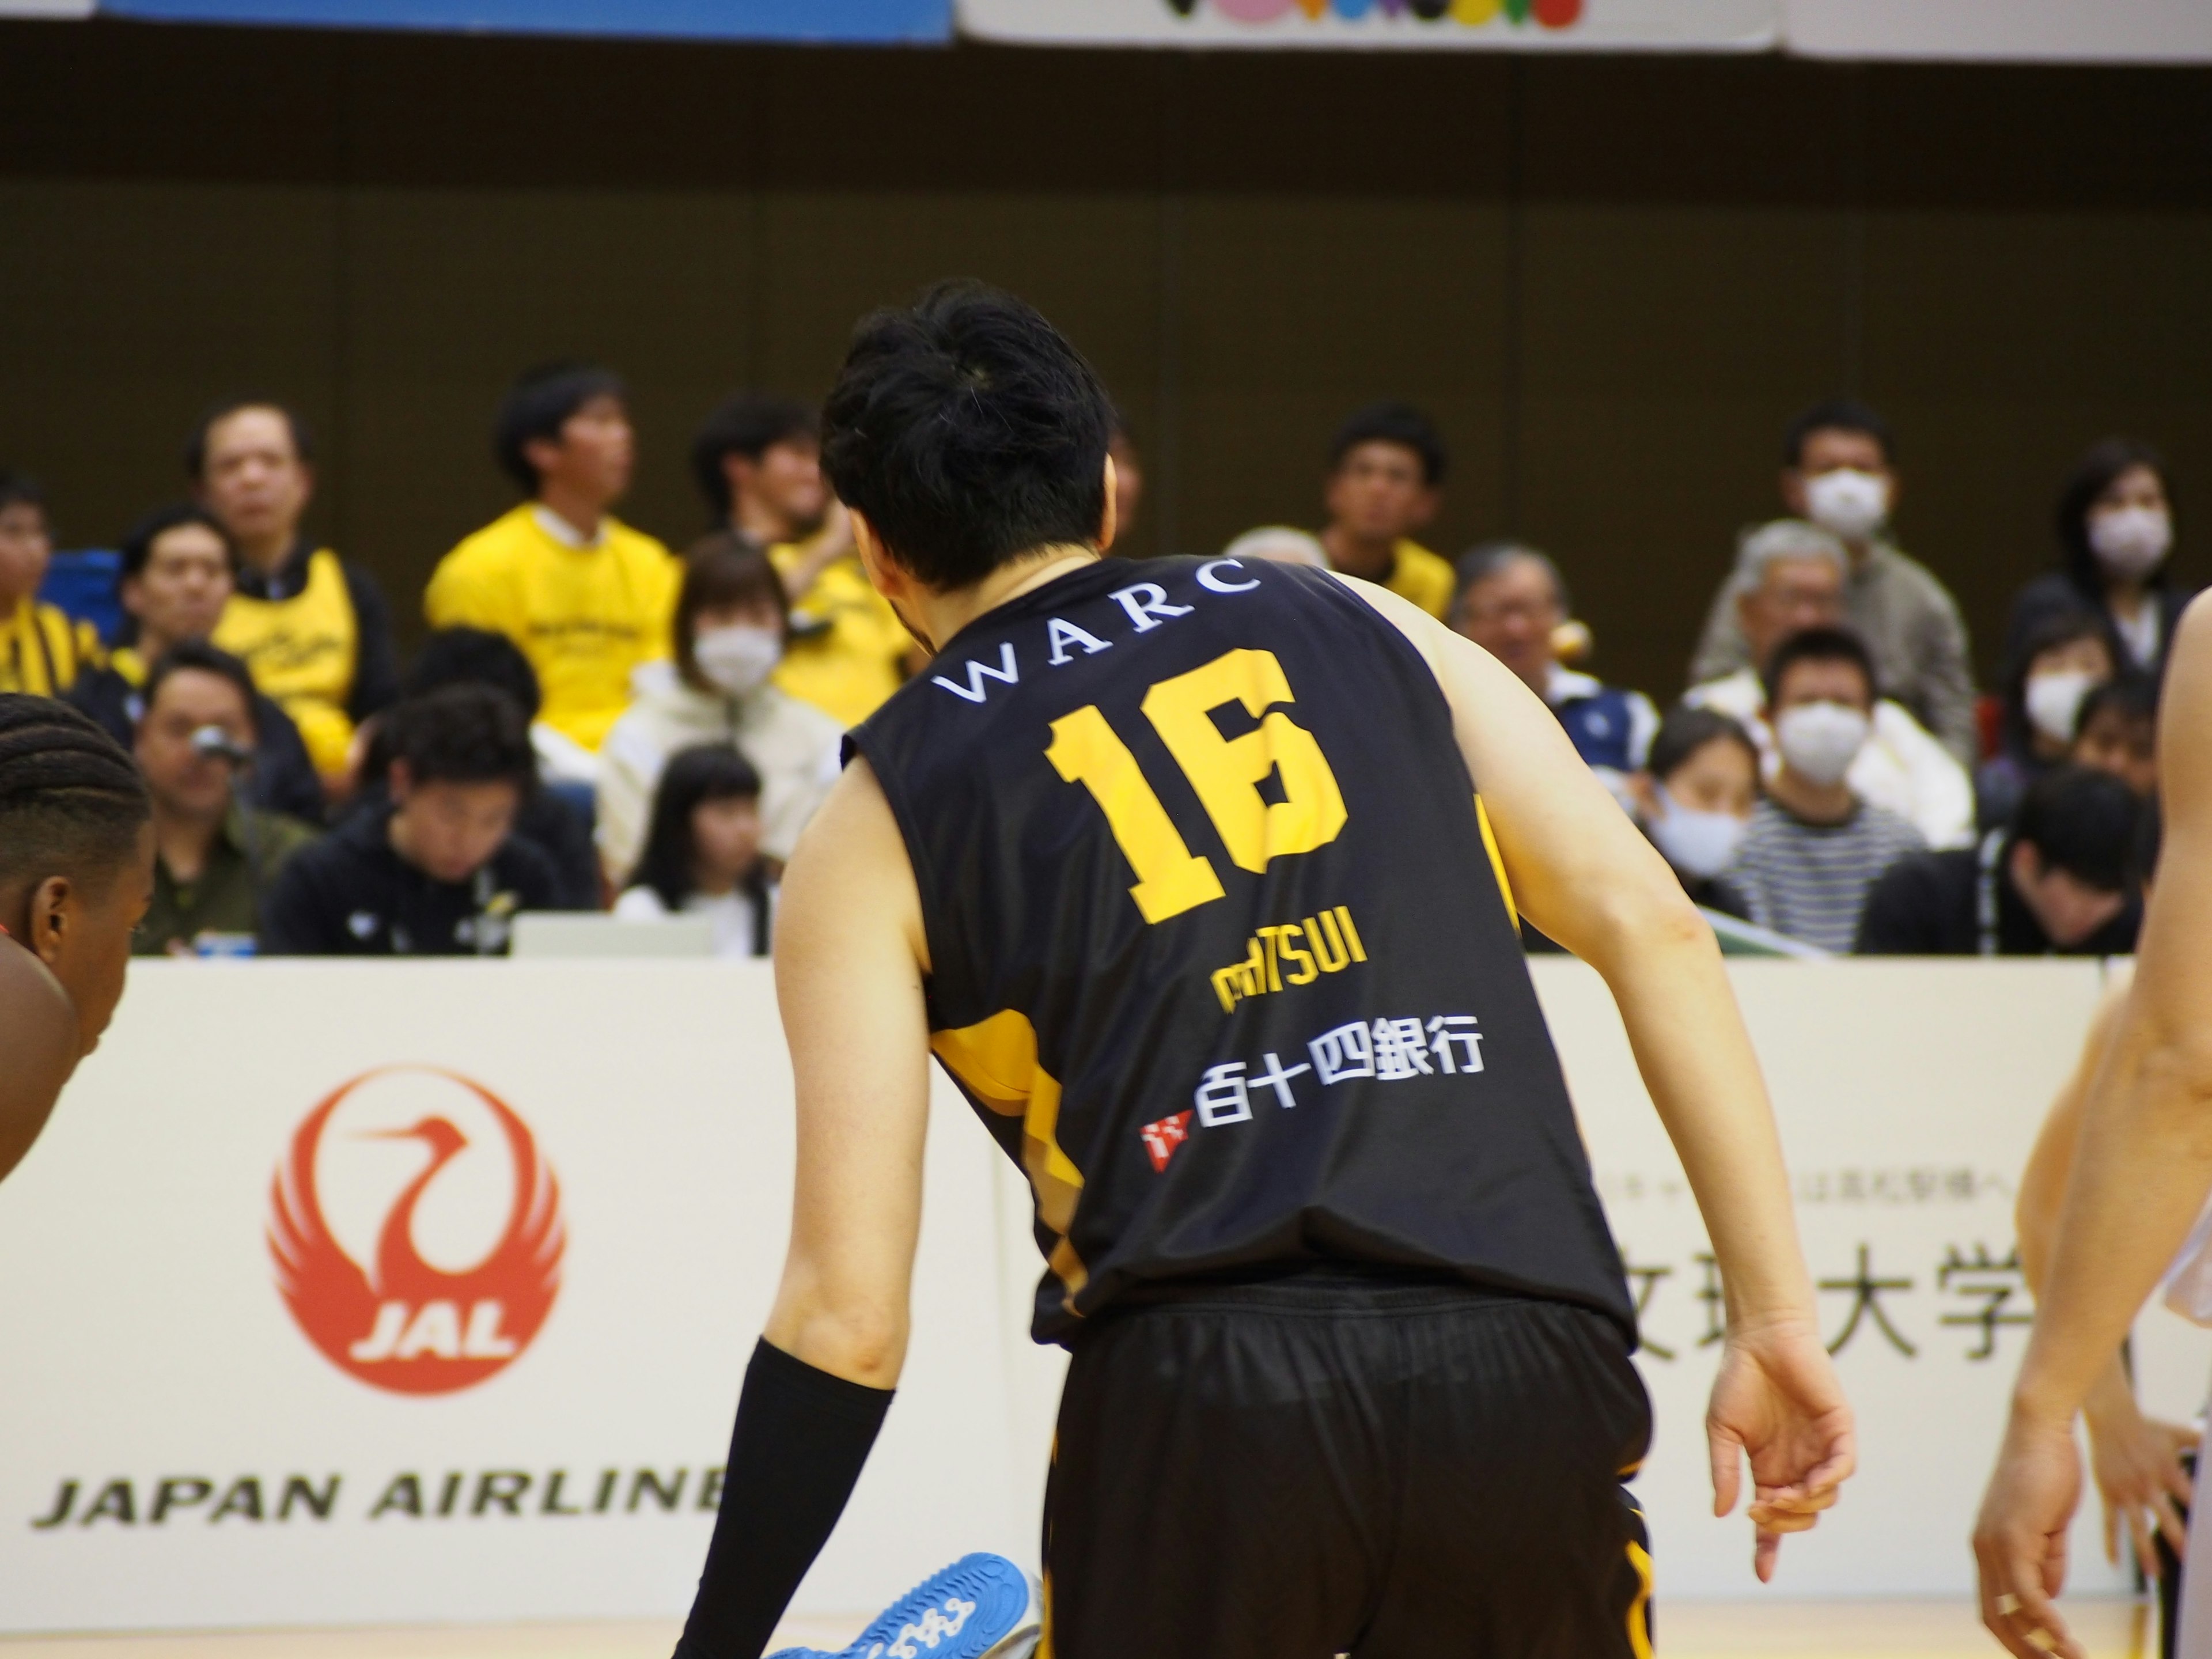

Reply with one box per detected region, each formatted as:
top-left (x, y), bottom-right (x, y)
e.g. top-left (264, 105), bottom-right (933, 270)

top-left (0, 378), bottom-right (2183, 961)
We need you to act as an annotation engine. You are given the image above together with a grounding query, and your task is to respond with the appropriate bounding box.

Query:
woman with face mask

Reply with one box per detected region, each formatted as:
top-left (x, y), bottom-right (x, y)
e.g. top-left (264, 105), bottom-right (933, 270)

top-left (1627, 705), bottom-right (1760, 919)
top-left (594, 533), bottom-right (843, 893)
top-left (1976, 609), bottom-right (2115, 834)
top-left (2006, 438), bottom-right (2194, 682)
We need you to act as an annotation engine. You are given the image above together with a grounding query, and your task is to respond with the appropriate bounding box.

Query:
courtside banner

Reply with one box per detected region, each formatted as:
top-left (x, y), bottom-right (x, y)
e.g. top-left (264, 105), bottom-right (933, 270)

top-left (956, 0), bottom-right (1776, 51)
top-left (1784, 0), bottom-right (2212, 63)
top-left (87, 0), bottom-right (950, 40)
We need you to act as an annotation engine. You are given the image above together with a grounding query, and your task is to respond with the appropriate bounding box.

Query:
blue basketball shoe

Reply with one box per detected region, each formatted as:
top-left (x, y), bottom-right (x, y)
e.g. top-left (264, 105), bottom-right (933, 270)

top-left (770, 1552), bottom-right (1041, 1659)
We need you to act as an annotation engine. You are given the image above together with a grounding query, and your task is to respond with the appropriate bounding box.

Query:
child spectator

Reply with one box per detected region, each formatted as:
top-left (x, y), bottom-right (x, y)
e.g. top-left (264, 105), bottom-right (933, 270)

top-left (1317, 402), bottom-right (1455, 619)
top-left (1722, 626), bottom-right (1925, 952)
top-left (261, 684), bottom-right (563, 956)
top-left (596, 535), bottom-right (841, 889)
top-left (2070, 675), bottom-right (2159, 799)
top-left (1976, 608), bottom-right (2116, 832)
top-left (0, 472), bottom-right (102, 699)
top-left (130, 643), bottom-right (318, 956)
top-left (612, 744), bottom-right (774, 959)
top-left (1626, 704), bottom-right (1758, 919)
top-left (425, 362), bottom-right (677, 780)
top-left (1855, 765), bottom-right (2142, 956)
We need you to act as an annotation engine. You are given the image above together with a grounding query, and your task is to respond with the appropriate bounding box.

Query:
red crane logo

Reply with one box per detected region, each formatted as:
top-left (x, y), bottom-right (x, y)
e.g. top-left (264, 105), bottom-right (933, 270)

top-left (269, 1067), bottom-right (563, 1396)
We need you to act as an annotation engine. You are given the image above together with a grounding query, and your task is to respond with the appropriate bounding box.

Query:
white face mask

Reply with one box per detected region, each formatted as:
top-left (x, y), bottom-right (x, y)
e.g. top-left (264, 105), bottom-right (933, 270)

top-left (2024, 668), bottom-right (2100, 748)
top-left (1802, 468), bottom-right (1891, 544)
top-left (1647, 784), bottom-right (1748, 883)
top-left (1774, 700), bottom-right (1870, 787)
top-left (692, 625), bottom-right (783, 696)
top-left (2088, 505), bottom-right (2172, 581)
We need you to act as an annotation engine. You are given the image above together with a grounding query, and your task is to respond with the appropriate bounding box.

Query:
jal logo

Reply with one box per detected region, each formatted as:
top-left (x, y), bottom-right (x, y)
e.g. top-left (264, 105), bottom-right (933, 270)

top-left (268, 1067), bottom-right (564, 1395)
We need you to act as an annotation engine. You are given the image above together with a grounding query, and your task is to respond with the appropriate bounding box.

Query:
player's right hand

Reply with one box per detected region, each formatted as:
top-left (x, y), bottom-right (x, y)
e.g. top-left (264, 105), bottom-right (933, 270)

top-left (1974, 1407), bottom-right (2086, 1659)
top-left (1705, 1319), bottom-right (1856, 1583)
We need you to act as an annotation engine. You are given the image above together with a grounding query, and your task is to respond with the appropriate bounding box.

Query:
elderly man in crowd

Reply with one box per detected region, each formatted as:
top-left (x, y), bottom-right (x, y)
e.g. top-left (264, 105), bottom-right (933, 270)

top-left (1687, 519), bottom-right (1973, 849)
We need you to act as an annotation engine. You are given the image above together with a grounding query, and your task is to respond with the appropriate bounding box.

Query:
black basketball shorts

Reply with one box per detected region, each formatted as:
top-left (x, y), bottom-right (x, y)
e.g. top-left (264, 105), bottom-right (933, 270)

top-left (1040, 1269), bottom-right (1654, 1659)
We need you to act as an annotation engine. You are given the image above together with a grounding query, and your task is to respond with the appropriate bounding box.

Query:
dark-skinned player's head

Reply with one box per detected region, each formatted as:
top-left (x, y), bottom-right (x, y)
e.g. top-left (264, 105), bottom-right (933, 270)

top-left (0, 695), bottom-right (154, 1053)
top-left (821, 281), bottom-right (1113, 597)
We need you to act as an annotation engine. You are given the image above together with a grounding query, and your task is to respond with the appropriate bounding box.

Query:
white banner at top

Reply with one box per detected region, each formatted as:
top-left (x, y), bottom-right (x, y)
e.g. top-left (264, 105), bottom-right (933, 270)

top-left (1785, 0), bottom-right (2212, 63)
top-left (956, 0), bottom-right (1778, 51)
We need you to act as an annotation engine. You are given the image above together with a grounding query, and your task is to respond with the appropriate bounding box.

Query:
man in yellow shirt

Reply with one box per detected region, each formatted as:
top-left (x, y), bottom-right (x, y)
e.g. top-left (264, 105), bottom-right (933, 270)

top-left (425, 363), bottom-right (678, 773)
top-left (691, 392), bottom-right (910, 728)
top-left (193, 401), bottom-right (402, 785)
top-left (1317, 402), bottom-right (1457, 619)
top-left (0, 473), bottom-right (103, 699)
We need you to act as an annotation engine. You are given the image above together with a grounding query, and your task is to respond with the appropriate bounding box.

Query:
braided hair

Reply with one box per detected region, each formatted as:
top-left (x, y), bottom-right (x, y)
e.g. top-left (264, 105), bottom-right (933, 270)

top-left (0, 695), bottom-right (150, 897)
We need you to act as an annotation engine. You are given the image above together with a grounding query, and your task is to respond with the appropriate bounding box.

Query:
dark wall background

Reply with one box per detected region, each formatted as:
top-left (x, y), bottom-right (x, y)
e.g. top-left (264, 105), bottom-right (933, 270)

top-left (2, 20), bottom-right (2207, 698)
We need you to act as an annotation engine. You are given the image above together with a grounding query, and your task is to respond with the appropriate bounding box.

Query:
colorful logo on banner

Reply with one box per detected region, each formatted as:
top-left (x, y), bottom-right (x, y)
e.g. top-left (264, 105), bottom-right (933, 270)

top-left (268, 1067), bottom-right (564, 1396)
top-left (1168, 0), bottom-right (1584, 26)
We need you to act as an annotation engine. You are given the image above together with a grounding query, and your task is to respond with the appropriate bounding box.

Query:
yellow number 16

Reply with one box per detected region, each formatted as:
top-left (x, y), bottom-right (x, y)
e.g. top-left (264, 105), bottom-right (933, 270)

top-left (1045, 648), bottom-right (1347, 924)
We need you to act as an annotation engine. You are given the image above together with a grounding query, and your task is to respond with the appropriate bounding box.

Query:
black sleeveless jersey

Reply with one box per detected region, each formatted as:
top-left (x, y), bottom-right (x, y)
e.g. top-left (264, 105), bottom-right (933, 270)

top-left (846, 554), bottom-right (1633, 1345)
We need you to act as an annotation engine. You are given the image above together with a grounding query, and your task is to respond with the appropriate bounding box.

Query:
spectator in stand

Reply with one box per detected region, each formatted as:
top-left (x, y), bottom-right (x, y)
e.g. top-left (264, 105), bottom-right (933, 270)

top-left (1691, 400), bottom-right (1976, 763)
top-left (1317, 402), bottom-right (1455, 619)
top-left (261, 684), bottom-right (563, 956)
top-left (344, 628), bottom-right (600, 910)
top-left (1975, 609), bottom-right (2116, 833)
top-left (1453, 543), bottom-right (1657, 810)
top-left (0, 472), bottom-right (101, 698)
top-left (1108, 412), bottom-right (1146, 552)
top-left (1722, 627), bottom-right (1925, 952)
top-left (596, 534), bottom-right (840, 889)
top-left (71, 505), bottom-right (321, 825)
top-left (191, 402), bottom-right (401, 785)
top-left (2008, 438), bottom-right (2194, 680)
top-left (1221, 527), bottom-right (1330, 569)
top-left (691, 392), bottom-right (908, 729)
top-left (2070, 675), bottom-right (2159, 800)
top-left (1686, 519), bottom-right (1973, 849)
top-left (1856, 765), bottom-right (2142, 957)
top-left (612, 744), bottom-right (774, 958)
top-left (131, 643), bottom-right (317, 956)
top-left (1626, 704), bottom-right (1758, 919)
top-left (426, 363), bottom-right (677, 785)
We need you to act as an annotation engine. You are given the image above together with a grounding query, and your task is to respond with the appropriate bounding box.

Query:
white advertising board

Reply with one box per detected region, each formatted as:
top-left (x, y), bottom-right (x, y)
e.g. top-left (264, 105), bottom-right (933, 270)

top-left (1784, 0), bottom-right (2212, 64)
top-left (3, 956), bottom-right (2201, 1633)
top-left (956, 0), bottom-right (1777, 52)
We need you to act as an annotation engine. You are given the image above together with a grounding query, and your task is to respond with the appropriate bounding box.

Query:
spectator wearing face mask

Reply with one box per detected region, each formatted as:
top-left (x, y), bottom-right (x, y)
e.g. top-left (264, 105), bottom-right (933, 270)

top-left (1626, 705), bottom-right (1757, 917)
top-left (1721, 627), bottom-right (1926, 953)
top-left (2070, 674), bottom-right (2158, 800)
top-left (1855, 765), bottom-right (2142, 957)
top-left (612, 744), bottom-right (774, 958)
top-left (2008, 438), bottom-right (2194, 681)
top-left (1975, 609), bottom-right (2115, 834)
top-left (595, 533), bottom-right (842, 891)
top-left (1453, 543), bottom-right (1658, 812)
top-left (1687, 520), bottom-right (1973, 850)
top-left (1691, 400), bottom-right (1976, 764)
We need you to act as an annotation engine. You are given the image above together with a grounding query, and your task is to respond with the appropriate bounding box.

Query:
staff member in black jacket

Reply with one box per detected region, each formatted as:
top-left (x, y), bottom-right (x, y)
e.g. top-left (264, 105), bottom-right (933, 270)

top-left (261, 684), bottom-right (559, 956)
top-left (1855, 764), bottom-right (2142, 957)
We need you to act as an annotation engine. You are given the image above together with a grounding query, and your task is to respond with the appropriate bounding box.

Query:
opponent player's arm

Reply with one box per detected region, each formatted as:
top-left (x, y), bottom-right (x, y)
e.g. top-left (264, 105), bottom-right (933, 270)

top-left (1978, 597), bottom-right (2212, 1659)
top-left (0, 941), bottom-right (80, 1185)
top-left (1339, 575), bottom-right (1853, 1577)
top-left (675, 759), bottom-right (933, 1659)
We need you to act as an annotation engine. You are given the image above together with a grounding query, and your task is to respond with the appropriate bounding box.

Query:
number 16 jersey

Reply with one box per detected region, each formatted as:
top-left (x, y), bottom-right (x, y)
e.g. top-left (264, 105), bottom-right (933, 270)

top-left (846, 554), bottom-right (1634, 1346)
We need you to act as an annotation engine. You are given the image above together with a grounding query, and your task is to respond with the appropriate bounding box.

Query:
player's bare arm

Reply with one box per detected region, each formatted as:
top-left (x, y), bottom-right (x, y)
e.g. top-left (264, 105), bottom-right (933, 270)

top-left (1338, 573), bottom-right (1856, 1579)
top-left (1976, 593), bottom-right (2212, 1659)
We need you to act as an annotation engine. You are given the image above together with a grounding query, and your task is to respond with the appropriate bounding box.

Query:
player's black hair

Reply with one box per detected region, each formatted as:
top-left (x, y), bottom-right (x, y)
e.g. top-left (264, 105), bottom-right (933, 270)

top-left (406, 627), bottom-right (544, 725)
top-left (141, 640), bottom-right (260, 738)
top-left (118, 502), bottom-right (233, 583)
top-left (821, 281), bottom-right (1113, 592)
top-left (1646, 704), bottom-right (1759, 789)
top-left (690, 393), bottom-right (819, 521)
top-left (675, 533), bottom-right (791, 684)
top-left (2073, 671), bottom-right (2159, 745)
top-left (629, 743), bottom-right (765, 917)
top-left (494, 361), bottom-right (626, 496)
top-left (2010, 764), bottom-right (2142, 893)
top-left (183, 399), bottom-right (315, 480)
top-left (2054, 436), bottom-right (2173, 599)
top-left (0, 470), bottom-right (46, 516)
top-left (383, 683), bottom-right (535, 790)
top-left (1762, 624), bottom-right (1878, 709)
top-left (0, 694), bottom-right (150, 898)
top-left (1328, 402), bottom-right (1448, 488)
top-left (1782, 397), bottom-right (1894, 470)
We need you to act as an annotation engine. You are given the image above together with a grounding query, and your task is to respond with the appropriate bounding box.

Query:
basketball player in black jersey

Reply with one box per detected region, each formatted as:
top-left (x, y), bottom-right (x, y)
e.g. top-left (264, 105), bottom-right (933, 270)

top-left (673, 285), bottom-right (1855, 1659)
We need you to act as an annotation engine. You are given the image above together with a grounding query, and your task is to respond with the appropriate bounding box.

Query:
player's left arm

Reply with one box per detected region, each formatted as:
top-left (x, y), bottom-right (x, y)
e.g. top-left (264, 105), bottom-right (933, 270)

top-left (673, 757), bottom-right (933, 1659)
top-left (1336, 573), bottom-right (1854, 1580)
